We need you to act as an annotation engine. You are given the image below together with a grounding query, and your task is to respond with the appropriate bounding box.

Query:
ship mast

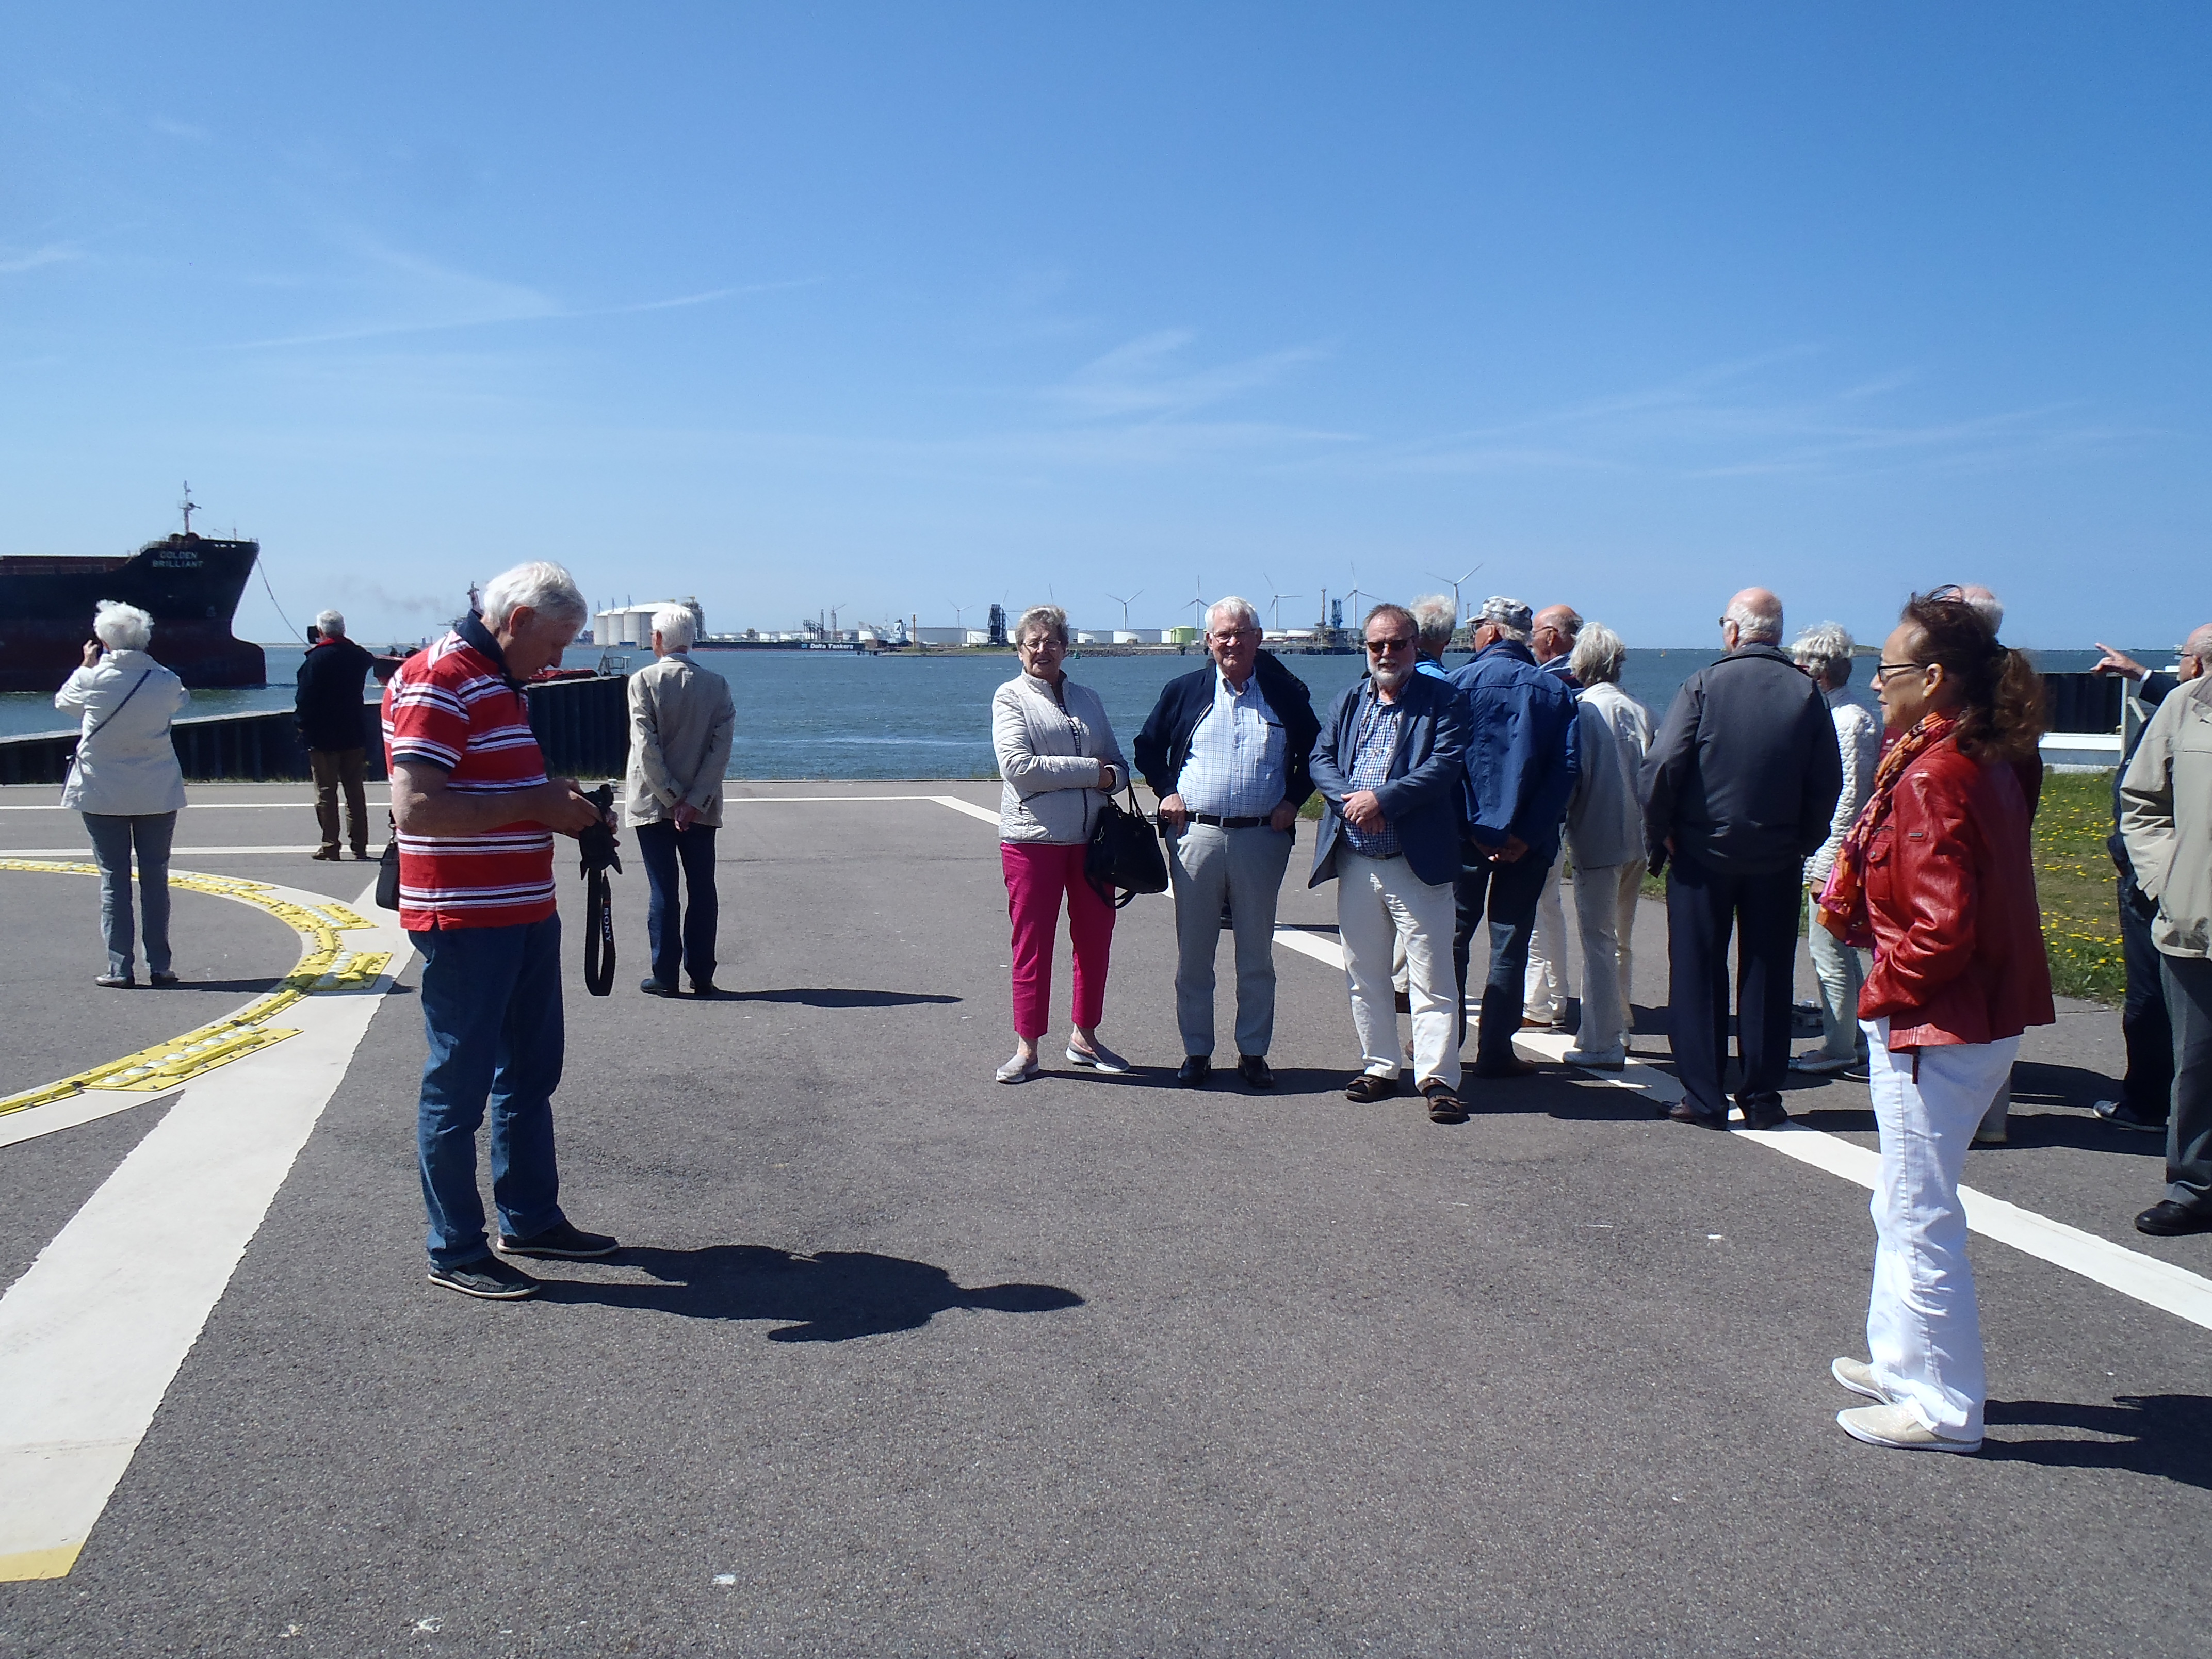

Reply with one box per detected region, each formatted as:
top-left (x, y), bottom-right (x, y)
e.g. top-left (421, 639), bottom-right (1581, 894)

top-left (178, 481), bottom-right (198, 536)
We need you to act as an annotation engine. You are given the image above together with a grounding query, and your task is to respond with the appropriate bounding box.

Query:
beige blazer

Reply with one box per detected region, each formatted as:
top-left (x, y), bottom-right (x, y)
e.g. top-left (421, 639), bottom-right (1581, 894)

top-left (623, 653), bottom-right (736, 828)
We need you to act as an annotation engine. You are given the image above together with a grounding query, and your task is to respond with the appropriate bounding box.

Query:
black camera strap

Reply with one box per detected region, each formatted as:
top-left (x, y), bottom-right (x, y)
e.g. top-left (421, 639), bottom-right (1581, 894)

top-left (576, 782), bottom-right (622, 997)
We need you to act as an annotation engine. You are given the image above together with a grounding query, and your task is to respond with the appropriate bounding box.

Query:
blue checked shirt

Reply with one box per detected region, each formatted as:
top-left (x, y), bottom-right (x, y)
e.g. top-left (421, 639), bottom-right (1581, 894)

top-left (1175, 668), bottom-right (1288, 818)
top-left (1340, 686), bottom-right (1404, 859)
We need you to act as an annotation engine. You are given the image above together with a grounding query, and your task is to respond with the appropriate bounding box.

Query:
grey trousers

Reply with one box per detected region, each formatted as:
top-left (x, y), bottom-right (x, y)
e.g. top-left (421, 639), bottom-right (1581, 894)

top-left (83, 811), bottom-right (176, 977)
top-left (2161, 952), bottom-right (2212, 1209)
top-left (1167, 822), bottom-right (1293, 1059)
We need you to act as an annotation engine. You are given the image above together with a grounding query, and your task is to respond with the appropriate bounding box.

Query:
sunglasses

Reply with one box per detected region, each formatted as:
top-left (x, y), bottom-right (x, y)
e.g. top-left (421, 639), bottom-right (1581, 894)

top-left (1872, 660), bottom-right (1928, 679)
top-left (1365, 636), bottom-right (1415, 655)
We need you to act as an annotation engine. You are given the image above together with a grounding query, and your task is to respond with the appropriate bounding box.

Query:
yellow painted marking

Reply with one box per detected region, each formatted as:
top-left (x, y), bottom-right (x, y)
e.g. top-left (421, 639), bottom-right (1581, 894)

top-left (0, 861), bottom-right (394, 1116)
top-left (0, 1542), bottom-right (84, 1582)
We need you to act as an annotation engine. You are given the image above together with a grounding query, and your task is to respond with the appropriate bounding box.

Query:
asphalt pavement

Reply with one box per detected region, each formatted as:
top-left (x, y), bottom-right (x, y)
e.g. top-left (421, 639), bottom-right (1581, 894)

top-left (1, 780), bottom-right (2207, 1657)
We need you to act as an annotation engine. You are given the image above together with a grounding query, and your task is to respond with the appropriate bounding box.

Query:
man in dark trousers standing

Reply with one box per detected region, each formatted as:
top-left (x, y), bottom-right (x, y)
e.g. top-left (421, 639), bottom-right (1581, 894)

top-left (1644, 587), bottom-right (1842, 1130)
top-left (296, 608), bottom-right (376, 861)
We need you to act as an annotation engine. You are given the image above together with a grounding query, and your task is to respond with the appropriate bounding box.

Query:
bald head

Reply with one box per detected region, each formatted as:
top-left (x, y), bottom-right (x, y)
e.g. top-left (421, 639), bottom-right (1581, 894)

top-left (2183, 623), bottom-right (2212, 682)
top-left (1530, 605), bottom-right (1583, 664)
top-left (1722, 588), bottom-right (1783, 646)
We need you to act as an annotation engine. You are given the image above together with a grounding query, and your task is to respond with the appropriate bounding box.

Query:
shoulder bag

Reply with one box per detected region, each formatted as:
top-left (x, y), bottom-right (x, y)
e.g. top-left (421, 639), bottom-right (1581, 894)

top-left (1085, 783), bottom-right (1169, 909)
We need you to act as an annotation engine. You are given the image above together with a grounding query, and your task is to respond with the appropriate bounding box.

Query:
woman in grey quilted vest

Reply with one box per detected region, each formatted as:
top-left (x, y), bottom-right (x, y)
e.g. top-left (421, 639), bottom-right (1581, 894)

top-left (989, 605), bottom-right (1131, 1084)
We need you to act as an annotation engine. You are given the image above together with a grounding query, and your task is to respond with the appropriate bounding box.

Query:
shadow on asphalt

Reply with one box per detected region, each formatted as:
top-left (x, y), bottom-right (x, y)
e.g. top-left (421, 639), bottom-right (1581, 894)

top-left (1983, 1395), bottom-right (2212, 1489)
top-left (544, 1245), bottom-right (1083, 1342)
top-left (693, 987), bottom-right (962, 1007)
top-left (2013, 1060), bottom-right (2136, 1112)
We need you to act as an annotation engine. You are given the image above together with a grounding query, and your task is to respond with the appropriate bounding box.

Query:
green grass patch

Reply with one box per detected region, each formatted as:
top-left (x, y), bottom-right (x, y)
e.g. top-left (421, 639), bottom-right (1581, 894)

top-left (2032, 769), bottom-right (2125, 1004)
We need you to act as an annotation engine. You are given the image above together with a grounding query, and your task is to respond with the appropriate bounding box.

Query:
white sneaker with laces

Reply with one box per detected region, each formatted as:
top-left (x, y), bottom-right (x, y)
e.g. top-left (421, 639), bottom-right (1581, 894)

top-left (1836, 1401), bottom-right (1981, 1454)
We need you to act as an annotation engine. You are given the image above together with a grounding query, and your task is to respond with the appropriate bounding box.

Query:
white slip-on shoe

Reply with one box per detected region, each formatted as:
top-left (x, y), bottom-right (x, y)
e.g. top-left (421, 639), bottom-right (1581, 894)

top-left (1836, 1402), bottom-right (1981, 1454)
top-left (1830, 1357), bottom-right (1891, 1402)
top-left (1066, 1039), bottom-right (1130, 1075)
top-left (1563, 1044), bottom-right (1626, 1070)
top-left (995, 1053), bottom-right (1042, 1084)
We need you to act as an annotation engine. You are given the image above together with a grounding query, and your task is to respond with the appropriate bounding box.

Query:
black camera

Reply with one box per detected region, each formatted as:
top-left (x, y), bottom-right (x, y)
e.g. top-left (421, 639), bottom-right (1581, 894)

top-left (577, 782), bottom-right (623, 876)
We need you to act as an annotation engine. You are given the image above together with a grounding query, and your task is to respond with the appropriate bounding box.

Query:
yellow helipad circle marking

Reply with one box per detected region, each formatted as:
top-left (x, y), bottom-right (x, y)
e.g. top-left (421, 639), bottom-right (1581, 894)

top-left (0, 860), bottom-right (385, 1116)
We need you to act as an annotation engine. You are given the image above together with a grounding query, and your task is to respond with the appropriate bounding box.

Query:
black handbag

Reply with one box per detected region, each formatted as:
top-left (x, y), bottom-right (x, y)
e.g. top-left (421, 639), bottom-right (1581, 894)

top-left (1085, 784), bottom-right (1169, 909)
top-left (374, 813), bottom-right (401, 910)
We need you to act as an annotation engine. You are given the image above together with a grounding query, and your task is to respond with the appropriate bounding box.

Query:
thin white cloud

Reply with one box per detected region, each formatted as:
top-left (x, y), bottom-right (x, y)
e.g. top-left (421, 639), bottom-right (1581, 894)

top-left (0, 243), bottom-right (84, 275)
top-left (1049, 330), bottom-right (1330, 421)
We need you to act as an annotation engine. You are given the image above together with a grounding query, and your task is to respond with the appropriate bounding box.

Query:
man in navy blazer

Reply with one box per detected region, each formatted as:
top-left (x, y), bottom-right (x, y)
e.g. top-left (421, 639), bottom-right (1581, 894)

top-left (1309, 603), bottom-right (1472, 1121)
top-left (1445, 596), bottom-right (1581, 1080)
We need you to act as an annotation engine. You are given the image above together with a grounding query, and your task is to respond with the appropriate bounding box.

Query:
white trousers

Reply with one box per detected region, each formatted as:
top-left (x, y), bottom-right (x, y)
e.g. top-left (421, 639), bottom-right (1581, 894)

top-left (1572, 860), bottom-right (1645, 1052)
top-left (1524, 859), bottom-right (1569, 1021)
top-left (1338, 851), bottom-right (1461, 1091)
top-left (1863, 1019), bottom-right (2019, 1440)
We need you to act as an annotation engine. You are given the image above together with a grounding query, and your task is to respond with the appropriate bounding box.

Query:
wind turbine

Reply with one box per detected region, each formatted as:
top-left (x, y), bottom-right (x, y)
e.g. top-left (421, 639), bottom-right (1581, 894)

top-left (1104, 589), bottom-right (1144, 630)
top-left (1344, 563), bottom-right (1369, 628)
top-left (1425, 563), bottom-right (1484, 631)
top-left (1262, 572), bottom-right (1302, 631)
top-left (1182, 575), bottom-right (1207, 630)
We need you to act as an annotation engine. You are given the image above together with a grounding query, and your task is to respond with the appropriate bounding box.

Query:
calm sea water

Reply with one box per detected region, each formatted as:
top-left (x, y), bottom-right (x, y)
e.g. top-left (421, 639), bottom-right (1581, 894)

top-left (0, 642), bottom-right (2154, 777)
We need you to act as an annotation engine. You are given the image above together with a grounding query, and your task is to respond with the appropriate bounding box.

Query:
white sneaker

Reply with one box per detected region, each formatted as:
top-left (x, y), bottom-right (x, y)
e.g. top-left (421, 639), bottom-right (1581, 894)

top-left (995, 1052), bottom-right (1041, 1084)
top-left (1830, 1356), bottom-right (1891, 1402)
top-left (1836, 1402), bottom-right (1981, 1454)
top-left (1563, 1044), bottom-right (1626, 1070)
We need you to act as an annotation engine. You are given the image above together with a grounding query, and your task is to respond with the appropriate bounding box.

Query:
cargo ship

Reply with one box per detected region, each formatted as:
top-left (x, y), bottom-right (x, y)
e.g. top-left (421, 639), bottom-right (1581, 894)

top-left (0, 489), bottom-right (267, 692)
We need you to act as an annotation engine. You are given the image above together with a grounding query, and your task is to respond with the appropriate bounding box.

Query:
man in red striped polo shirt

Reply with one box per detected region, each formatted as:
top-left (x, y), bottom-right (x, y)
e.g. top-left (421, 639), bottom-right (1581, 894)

top-left (384, 560), bottom-right (620, 1300)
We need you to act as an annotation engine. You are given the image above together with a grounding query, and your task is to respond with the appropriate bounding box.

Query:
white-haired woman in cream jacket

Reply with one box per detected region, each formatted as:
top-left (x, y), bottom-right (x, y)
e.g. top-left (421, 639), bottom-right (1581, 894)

top-left (55, 601), bottom-right (191, 986)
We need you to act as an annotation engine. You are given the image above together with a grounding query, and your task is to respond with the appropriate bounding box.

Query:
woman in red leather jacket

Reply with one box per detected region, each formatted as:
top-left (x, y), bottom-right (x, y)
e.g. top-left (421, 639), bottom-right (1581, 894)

top-left (1814, 592), bottom-right (2054, 1454)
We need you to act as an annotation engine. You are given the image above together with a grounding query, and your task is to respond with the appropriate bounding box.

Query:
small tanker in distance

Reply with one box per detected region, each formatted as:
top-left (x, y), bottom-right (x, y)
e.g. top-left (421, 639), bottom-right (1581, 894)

top-left (0, 486), bottom-right (267, 692)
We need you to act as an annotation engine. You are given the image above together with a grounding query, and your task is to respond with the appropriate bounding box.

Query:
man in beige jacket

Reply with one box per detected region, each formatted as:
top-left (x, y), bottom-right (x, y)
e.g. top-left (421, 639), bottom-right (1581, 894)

top-left (625, 605), bottom-right (736, 996)
top-left (2120, 621), bottom-right (2212, 1235)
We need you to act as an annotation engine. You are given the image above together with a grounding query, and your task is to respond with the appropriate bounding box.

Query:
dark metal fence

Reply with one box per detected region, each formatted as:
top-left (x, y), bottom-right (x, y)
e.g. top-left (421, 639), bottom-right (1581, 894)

top-left (0, 673), bottom-right (630, 787)
top-left (2040, 672), bottom-right (2122, 736)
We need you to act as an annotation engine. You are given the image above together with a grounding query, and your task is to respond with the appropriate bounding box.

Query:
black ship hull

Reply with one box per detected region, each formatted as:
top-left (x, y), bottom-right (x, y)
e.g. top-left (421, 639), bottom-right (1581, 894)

top-left (0, 534), bottom-right (266, 693)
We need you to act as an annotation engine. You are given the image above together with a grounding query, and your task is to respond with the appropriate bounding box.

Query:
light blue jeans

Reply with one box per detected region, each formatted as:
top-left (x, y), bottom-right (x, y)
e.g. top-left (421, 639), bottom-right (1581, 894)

top-left (82, 811), bottom-right (176, 978)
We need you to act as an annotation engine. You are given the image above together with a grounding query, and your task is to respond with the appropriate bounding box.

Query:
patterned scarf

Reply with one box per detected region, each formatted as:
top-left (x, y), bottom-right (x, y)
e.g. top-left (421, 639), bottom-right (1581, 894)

top-left (1815, 711), bottom-right (1959, 948)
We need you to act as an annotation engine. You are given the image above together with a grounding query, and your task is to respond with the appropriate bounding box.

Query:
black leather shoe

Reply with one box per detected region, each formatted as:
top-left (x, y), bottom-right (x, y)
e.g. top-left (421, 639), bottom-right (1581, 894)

top-left (1666, 1100), bottom-right (1728, 1129)
top-left (1345, 1072), bottom-right (1396, 1103)
top-left (1238, 1055), bottom-right (1275, 1089)
top-left (2095, 1098), bottom-right (2169, 1133)
top-left (1470, 1055), bottom-right (1539, 1080)
top-left (640, 977), bottom-right (677, 997)
top-left (2136, 1199), bottom-right (2212, 1237)
top-left (1178, 1055), bottom-right (1212, 1088)
top-left (1739, 1101), bottom-right (1790, 1131)
top-left (688, 980), bottom-right (717, 996)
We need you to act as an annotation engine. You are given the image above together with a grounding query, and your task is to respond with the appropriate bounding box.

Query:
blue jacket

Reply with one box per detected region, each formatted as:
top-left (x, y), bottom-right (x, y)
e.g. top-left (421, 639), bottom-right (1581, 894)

top-left (1132, 650), bottom-right (1320, 809)
top-left (1308, 670), bottom-right (1470, 889)
top-left (1444, 639), bottom-right (1580, 865)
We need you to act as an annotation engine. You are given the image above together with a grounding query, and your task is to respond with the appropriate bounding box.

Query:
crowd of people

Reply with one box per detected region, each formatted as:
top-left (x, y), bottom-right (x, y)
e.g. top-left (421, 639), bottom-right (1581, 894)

top-left (44, 558), bottom-right (2212, 1460)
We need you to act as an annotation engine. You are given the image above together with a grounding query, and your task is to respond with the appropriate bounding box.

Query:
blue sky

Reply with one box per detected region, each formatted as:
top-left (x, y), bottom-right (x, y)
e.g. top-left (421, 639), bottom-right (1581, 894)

top-left (3, 3), bottom-right (2205, 646)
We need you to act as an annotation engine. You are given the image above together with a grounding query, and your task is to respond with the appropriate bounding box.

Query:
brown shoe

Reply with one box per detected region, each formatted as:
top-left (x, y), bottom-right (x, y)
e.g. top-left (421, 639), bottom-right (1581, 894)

top-left (1344, 1072), bottom-right (1396, 1104)
top-left (1423, 1083), bottom-right (1468, 1124)
top-left (311, 848), bottom-right (340, 861)
top-left (1666, 1099), bottom-right (1728, 1129)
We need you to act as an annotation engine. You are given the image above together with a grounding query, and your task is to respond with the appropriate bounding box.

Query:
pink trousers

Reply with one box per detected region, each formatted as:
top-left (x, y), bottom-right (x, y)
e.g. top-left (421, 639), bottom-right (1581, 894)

top-left (1002, 841), bottom-right (1116, 1040)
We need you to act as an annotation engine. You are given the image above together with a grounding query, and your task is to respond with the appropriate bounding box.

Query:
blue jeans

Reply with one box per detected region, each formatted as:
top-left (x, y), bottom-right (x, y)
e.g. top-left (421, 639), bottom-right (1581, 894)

top-left (82, 811), bottom-right (176, 977)
top-left (1452, 845), bottom-right (1550, 1066)
top-left (634, 820), bottom-right (720, 988)
top-left (412, 916), bottom-right (567, 1268)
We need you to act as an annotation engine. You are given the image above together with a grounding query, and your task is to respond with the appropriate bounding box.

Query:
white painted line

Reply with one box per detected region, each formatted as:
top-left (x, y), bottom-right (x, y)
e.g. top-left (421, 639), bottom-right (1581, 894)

top-left (0, 803), bottom-right (316, 812)
top-left (0, 876), bottom-right (413, 1580)
top-left (1272, 927), bottom-right (2212, 1335)
top-left (930, 794), bottom-right (1003, 826)
top-left (0, 845), bottom-right (328, 858)
top-left (0, 1088), bottom-right (179, 1151)
top-left (729, 793), bottom-right (982, 804)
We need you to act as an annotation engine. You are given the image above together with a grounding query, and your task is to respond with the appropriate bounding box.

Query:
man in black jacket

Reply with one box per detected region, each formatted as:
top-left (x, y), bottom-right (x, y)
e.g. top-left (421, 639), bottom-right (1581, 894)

top-left (1134, 599), bottom-right (1320, 1089)
top-left (295, 608), bottom-right (377, 860)
top-left (1643, 588), bottom-right (1843, 1130)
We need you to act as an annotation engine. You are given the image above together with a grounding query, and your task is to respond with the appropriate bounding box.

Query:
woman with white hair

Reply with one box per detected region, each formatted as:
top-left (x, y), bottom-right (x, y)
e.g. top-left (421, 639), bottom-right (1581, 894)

top-left (990, 603), bottom-right (1131, 1083)
top-left (54, 600), bottom-right (191, 986)
top-left (1560, 622), bottom-right (1653, 1068)
top-left (1791, 622), bottom-right (1882, 1075)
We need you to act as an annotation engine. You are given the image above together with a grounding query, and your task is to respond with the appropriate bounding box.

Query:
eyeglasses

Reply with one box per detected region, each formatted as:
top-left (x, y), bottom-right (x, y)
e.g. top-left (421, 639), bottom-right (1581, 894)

top-left (1210, 627), bottom-right (1260, 642)
top-left (1365, 636), bottom-right (1414, 655)
top-left (1872, 660), bottom-right (1927, 679)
